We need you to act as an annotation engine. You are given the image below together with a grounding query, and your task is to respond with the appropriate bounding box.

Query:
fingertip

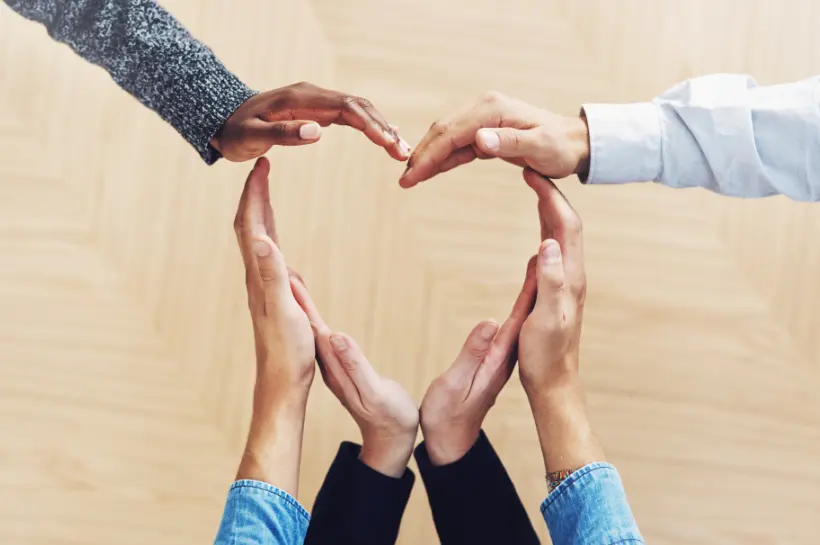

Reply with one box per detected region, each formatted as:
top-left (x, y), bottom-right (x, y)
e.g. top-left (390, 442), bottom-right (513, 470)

top-left (255, 156), bottom-right (271, 175)
top-left (523, 167), bottom-right (543, 187)
top-left (398, 169), bottom-right (417, 188)
top-left (479, 320), bottom-right (499, 341)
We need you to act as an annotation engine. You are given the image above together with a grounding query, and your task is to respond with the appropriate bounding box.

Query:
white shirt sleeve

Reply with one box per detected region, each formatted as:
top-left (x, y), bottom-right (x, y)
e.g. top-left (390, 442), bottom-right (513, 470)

top-left (582, 74), bottom-right (820, 201)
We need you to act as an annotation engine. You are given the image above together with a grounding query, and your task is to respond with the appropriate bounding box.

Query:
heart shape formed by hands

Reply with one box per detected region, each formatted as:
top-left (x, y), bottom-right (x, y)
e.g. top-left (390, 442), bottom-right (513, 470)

top-left (235, 132), bottom-right (587, 477)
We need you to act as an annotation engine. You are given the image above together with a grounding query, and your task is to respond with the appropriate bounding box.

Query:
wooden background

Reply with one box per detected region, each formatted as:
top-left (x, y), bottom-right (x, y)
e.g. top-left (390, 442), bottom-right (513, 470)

top-left (2, 1), bottom-right (820, 543)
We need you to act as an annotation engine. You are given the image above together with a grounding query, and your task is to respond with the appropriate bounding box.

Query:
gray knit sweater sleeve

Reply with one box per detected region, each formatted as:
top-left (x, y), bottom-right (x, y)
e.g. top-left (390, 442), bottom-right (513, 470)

top-left (4, 0), bottom-right (257, 164)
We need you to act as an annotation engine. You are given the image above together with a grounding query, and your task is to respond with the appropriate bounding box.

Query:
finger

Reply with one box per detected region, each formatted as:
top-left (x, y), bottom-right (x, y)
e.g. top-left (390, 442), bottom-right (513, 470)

top-left (234, 158), bottom-right (272, 269)
top-left (358, 100), bottom-right (412, 160)
top-left (317, 329), bottom-right (363, 410)
top-left (437, 146), bottom-right (478, 175)
top-left (289, 278), bottom-right (359, 402)
top-left (447, 320), bottom-right (499, 384)
top-left (486, 257), bottom-right (538, 365)
top-left (329, 332), bottom-right (380, 399)
top-left (533, 240), bottom-right (565, 314)
top-left (247, 119), bottom-right (323, 148)
top-left (475, 127), bottom-right (541, 159)
top-left (338, 97), bottom-right (401, 155)
top-left (523, 168), bottom-right (585, 291)
top-left (289, 275), bottom-right (329, 332)
top-left (255, 160), bottom-right (280, 245)
top-left (401, 94), bottom-right (515, 187)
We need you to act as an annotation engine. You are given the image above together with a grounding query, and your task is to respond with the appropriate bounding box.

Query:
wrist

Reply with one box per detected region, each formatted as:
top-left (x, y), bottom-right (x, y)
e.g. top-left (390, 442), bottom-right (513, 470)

top-left (359, 430), bottom-right (417, 478)
top-left (420, 424), bottom-right (479, 467)
top-left (527, 386), bottom-right (606, 475)
top-left (238, 402), bottom-right (307, 494)
top-left (565, 114), bottom-right (590, 178)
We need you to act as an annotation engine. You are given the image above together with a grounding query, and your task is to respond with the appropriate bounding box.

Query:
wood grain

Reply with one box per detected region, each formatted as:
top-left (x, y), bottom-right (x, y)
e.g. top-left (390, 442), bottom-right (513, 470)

top-left (1, 1), bottom-right (819, 543)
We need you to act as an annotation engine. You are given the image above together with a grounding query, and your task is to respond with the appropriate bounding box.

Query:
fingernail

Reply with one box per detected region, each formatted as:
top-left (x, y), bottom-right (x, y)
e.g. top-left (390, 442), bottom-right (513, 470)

top-left (329, 333), bottom-right (348, 353)
top-left (480, 321), bottom-right (498, 340)
top-left (253, 239), bottom-right (271, 257)
top-left (399, 137), bottom-right (412, 156)
top-left (299, 122), bottom-right (321, 139)
top-left (383, 128), bottom-right (397, 143)
top-left (477, 129), bottom-right (500, 151)
top-left (543, 240), bottom-right (561, 263)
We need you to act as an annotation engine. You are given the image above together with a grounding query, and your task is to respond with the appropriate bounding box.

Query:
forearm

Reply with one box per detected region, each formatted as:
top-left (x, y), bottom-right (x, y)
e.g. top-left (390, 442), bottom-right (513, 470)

top-left (583, 73), bottom-right (820, 201)
top-left (527, 382), bottom-right (643, 545)
top-left (304, 442), bottom-right (415, 545)
top-left (236, 388), bottom-right (309, 498)
top-left (4, 0), bottom-right (255, 163)
top-left (526, 382), bottom-right (605, 476)
top-left (415, 431), bottom-right (540, 545)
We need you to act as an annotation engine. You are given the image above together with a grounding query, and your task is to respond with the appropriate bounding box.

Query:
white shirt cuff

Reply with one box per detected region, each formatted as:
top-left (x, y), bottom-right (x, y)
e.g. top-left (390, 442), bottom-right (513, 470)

top-left (581, 102), bottom-right (663, 185)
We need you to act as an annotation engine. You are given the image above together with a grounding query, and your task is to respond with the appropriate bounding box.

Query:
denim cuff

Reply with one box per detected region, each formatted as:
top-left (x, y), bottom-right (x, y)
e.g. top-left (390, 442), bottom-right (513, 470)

top-left (541, 463), bottom-right (644, 545)
top-left (229, 480), bottom-right (310, 522)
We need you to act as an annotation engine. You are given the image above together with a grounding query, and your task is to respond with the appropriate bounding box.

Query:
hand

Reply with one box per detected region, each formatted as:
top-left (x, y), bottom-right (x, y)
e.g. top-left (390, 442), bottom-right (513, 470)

top-left (399, 91), bottom-right (589, 188)
top-left (291, 281), bottom-right (419, 478)
top-left (518, 168), bottom-right (604, 474)
top-left (233, 157), bottom-right (316, 493)
top-left (518, 168), bottom-right (586, 394)
top-left (212, 81), bottom-right (412, 162)
top-left (418, 260), bottom-right (537, 466)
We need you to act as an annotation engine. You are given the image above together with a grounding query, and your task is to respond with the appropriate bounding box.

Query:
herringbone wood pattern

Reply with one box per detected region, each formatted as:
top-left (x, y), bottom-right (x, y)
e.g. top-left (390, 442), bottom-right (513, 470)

top-left (2, 1), bottom-right (820, 543)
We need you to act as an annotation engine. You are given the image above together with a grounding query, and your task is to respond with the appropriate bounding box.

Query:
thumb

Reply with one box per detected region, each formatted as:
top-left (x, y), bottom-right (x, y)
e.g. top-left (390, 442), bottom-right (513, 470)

top-left (447, 320), bottom-right (499, 383)
top-left (253, 120), bottom-right (323, 147)
top-left (251, 234), bottom-right (291, 303)
top-left (475, 127), bottom-right (540, 159)
top-left (533, 239), bottom-right (565, 314)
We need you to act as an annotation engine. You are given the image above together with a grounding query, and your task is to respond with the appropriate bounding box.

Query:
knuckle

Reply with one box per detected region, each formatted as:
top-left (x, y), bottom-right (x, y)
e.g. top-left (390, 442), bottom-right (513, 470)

top-left (574, 277), bottom-right (588, 302)
top-left (277, 86), bottom-right (298, 105)
top-left (480, 90), bottom-right (506, 105)
top-left (563, 213), bottom-right (583, 235)
top-left (356, 96), bottom-right (373, 109)
top-left (468, 344), bottom-right (489, 359)
top-left (341, 95), bottom-right (358, 110)
top-left (270, 123), bottom-right (292, 139)
top-left (429, 119), bottom-right (450, 137)
top-left (440, 375), bottom-right (462, 394)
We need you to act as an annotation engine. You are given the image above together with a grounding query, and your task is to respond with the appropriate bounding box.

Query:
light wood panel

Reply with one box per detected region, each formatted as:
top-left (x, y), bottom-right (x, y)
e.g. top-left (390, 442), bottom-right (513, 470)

top-left (2, 1), bottom-right (820, 543)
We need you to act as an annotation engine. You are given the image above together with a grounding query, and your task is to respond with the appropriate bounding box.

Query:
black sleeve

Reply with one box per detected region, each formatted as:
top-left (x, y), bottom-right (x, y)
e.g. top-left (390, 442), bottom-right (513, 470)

top-left (304, 442), bottom-right (415, 545)
top-left (4, 0), bottom-right (255, 164)
top-left (415, 430), bottom-right (540, 545)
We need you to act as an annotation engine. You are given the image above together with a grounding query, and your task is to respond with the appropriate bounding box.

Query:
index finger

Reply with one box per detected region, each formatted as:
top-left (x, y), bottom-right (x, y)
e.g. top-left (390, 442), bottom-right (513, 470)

top-left (290, 276), bottom-right (329, 333)
top-left (399, 100), bottom-right (494, 188)
top-left (524, 168), bottom-right (585, 292)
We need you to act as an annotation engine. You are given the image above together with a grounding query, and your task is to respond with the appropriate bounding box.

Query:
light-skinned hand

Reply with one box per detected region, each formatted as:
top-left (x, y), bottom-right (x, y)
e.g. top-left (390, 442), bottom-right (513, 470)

top-left (419, 260), bottom-right (537, 466)
top-left (232, 157), bottom-right (316, 494)
top-left (399, 91), bottom-right (589, 187)
top-left (518, 168), bottom-right (605, 475)
top-left (292, 282), bottom-right (419, 478)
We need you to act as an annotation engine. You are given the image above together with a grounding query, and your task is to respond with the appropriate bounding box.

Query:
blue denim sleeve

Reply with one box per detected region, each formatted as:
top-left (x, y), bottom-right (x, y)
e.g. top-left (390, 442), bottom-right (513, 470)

top-left (541, 463), bottom-right (644, 545)
top-left (214, 480), bottom-right (310, 545)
